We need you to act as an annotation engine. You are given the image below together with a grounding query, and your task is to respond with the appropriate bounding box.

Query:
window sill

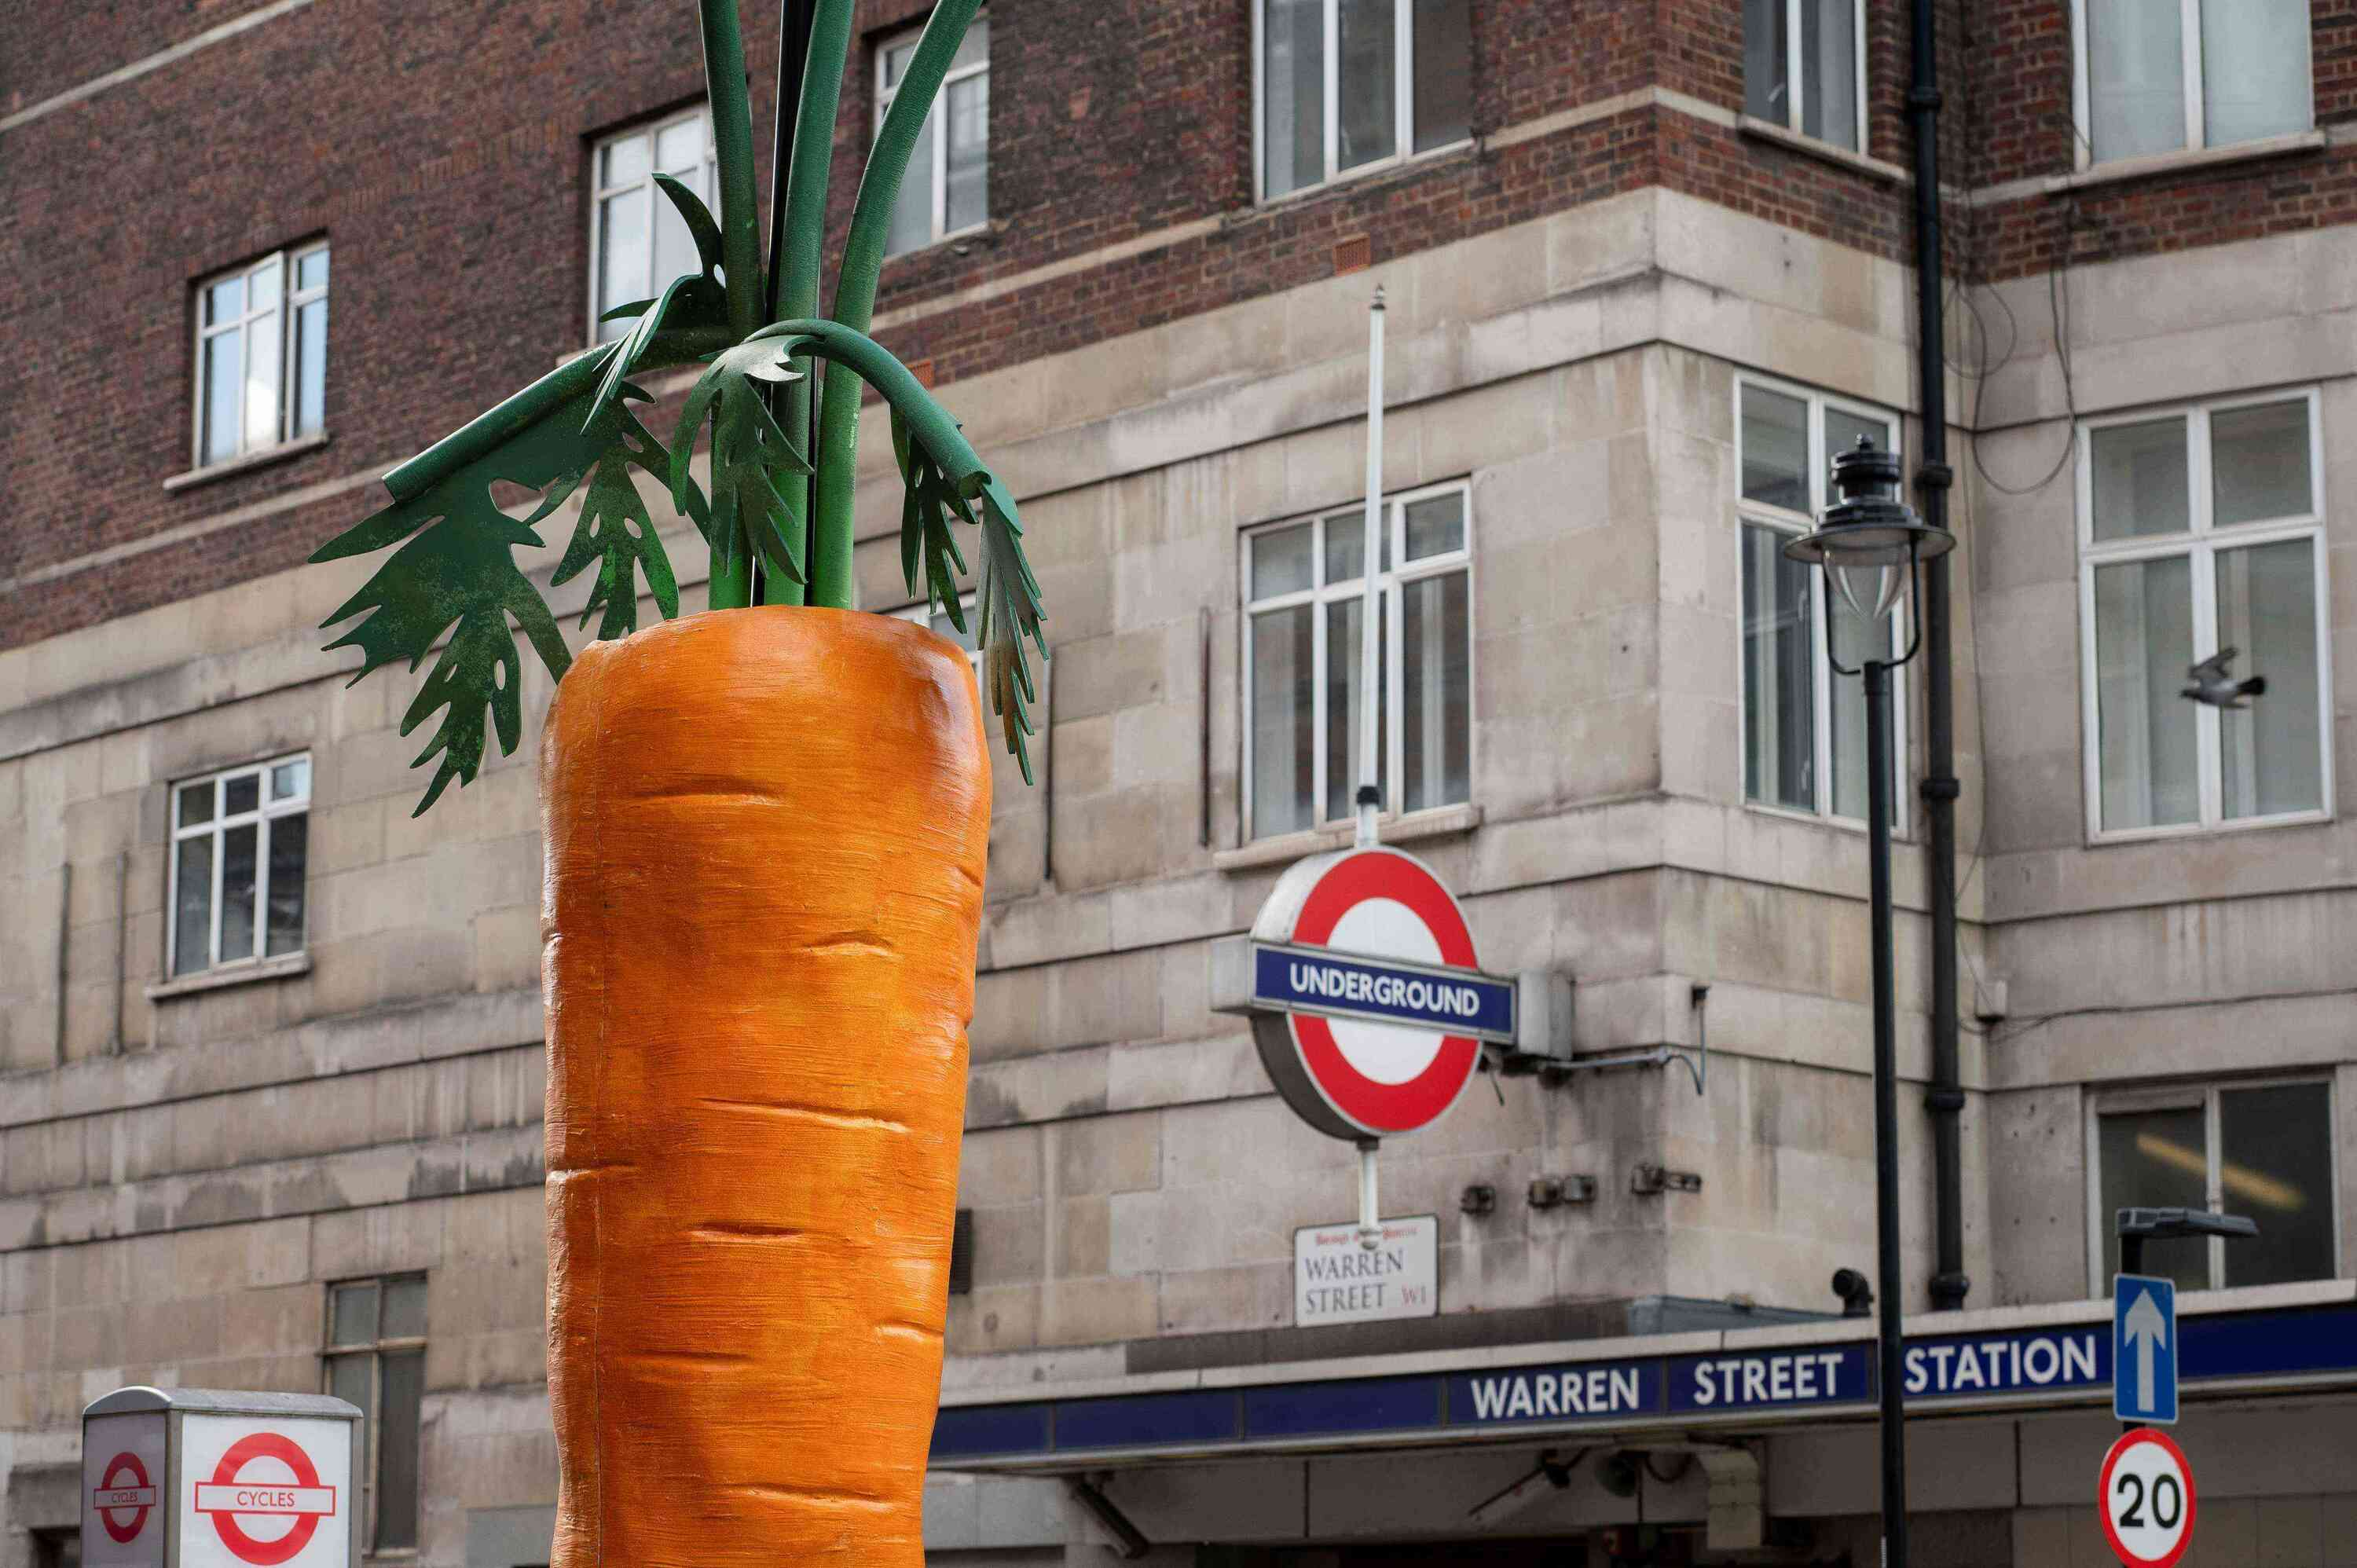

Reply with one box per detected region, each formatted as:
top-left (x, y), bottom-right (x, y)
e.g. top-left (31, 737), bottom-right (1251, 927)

top-left (1743, 798), bottom-right (1912, 844)
top-left (145, 952), bottom-right (310, 1002)
top-left (2086, 807), bottom-right (2333, 848)
top-left (1215, 803), bottom-right (1484, 872)
top-left (163, 431), bottom-right (332, 493)
top-left (2045, 128), bottom-right (2326, 195)
top-left (882, 220), bottom-right (999, 267)
top-left (1737, 116), bottom-right (1907, 185)
top-left (1246, 138), bottom-right (1479, 218)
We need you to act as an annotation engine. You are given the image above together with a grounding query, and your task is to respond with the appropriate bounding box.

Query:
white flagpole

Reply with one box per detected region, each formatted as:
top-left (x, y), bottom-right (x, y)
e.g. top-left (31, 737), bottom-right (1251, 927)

top-left (1356, 288), bottom-right (1385, 852)
top-left (1357, 287), bottom-right (1386, 1251)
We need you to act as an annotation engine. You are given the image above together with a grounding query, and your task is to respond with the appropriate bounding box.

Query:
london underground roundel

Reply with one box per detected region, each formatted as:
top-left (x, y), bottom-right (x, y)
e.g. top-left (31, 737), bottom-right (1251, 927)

top-left (1244, 846), bottom-right (1510, 1141)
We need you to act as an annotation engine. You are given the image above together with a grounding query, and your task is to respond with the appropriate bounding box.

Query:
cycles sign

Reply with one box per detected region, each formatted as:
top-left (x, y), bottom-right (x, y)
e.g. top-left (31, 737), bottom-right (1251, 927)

top-left (178, 1414), bottom-right (352, 1568)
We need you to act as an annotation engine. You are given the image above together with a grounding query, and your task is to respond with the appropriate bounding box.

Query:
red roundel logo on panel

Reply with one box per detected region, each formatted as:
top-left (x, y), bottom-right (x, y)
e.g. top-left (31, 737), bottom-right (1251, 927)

top-left (193, 1431), bottom-right (338, 1566)
top-left (1246, 846), bottom-right (1507, 1141)
top-left (91, 1451), bottom-right (156, 1544)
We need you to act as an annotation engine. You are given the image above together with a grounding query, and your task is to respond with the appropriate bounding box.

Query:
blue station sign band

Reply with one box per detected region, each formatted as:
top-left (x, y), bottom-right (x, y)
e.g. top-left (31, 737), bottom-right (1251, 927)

top-left (1250, 941), bottom-right (1518, 1046)
top-left (930, 1295), bottom-right (2357, 1466)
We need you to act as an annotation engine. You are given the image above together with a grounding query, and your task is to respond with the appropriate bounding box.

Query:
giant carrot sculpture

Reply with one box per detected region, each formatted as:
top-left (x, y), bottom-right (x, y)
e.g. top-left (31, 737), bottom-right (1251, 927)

top-left (313, 2), bottom-right (1037, 1562)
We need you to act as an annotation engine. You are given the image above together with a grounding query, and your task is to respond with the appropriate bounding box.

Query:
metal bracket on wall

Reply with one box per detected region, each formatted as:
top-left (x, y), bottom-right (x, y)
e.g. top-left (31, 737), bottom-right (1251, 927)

top-left (1493, 982), bottom-right (1710, 1095)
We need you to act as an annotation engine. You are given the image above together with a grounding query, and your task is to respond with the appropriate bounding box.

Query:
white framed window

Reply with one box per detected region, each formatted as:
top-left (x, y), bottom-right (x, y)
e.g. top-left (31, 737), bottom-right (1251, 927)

top-left (1255, 0), bottom-right (1473, 201)
top-left (168, 754), bottom-right (310, 979)
top-left (878, 18), bottom-right (991, 257)
top-left (1743, 0), bottom-right (1868, 152)
top-left (2087, 1079), bottom-right (2338, 1294)
top-left (1241, 483), bottom-right (1472, 840)
top-left (2073, 0), bottom-right (2313, 167)
top-left (1736, 376), bottom-right (1907, 829)
top-left (193, 243), bottom-right (329, 468)
top-left (2078, 390), bottom-right (2330, 838)
top-left (893, 592), bottom-right (981, 662)
top-left (324, 1275), bottom-right (426, 1554)
top-left (589, 107), bottom-right (719, 342)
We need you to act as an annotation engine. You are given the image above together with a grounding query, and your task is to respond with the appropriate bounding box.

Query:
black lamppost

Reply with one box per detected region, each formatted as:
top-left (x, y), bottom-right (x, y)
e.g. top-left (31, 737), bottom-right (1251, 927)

top-left (1783, 437), bottom-right (1954, 1568)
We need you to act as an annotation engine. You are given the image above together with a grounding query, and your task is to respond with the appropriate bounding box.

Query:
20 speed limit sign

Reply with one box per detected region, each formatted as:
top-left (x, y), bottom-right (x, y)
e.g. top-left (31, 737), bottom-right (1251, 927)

top-left (2099, 1427), bottom-right (2197, 1568)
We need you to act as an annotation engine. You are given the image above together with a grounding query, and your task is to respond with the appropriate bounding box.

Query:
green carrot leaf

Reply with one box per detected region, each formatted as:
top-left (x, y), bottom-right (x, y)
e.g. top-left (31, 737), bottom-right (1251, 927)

top-left (671, 336), bottom-right (812, 584)
top-left (653, 172), bottom-right (727, 278)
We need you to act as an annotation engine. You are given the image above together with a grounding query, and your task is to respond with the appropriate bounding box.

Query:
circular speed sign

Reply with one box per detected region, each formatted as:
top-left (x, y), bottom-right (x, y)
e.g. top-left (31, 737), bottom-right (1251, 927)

top-left (2099, 1427), bottom-right (2197, 1568)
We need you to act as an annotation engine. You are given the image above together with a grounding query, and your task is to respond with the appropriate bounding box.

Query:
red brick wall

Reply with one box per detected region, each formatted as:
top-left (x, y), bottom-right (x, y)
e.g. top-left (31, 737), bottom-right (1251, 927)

top-left (7, 0), bottom-right (2355, 653)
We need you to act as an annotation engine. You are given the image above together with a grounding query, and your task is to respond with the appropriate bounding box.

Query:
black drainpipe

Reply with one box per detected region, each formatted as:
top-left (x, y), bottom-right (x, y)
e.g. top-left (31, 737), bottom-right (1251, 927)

top-left (1910, 0), bottom-right (1969, 1313)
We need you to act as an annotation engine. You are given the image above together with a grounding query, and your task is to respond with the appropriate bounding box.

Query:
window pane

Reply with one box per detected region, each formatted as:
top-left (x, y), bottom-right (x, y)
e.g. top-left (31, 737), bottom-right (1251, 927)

top-left (2094, 555), bottom-right (2198, 829)
top-left (601, 131), bottom-right (649, 189)
top-left (945, 72), bottom-right (988, 233)
top-left (220, 823), bottom-right (258, 962)
top-left (883, 39), bottom-right (917, 90)
top-left (1263, 0), bottom-right (1325, 196)
top-left (655, 118), bottom-right (703, 175)
top-left (1325, 597), bottom-right (1386, 822)
top-left (291, 299), bottom-right (327, 438)
top-left (2219, 1084), bottom-right (2333, 1287)
top-left (596, 187), bottom-right (650, 334)
top-left (266, 812), bottom-right (308, 957)
top-left (2211, 400), bottom-right (2312, 525)
top-left (173, 836), bottom-right (214, 976)
top-left (1742, 524), bottom-right (1815, 811)
top-left (2088, 0), bottom-right (2187, 162)
top-left (929, 604), bottom-right (979, 654)
top-left (1336, 0), bottom-right (1398, 173)
top-left (225, 773), bottom-right (260, 815)
top-left (2099, 1107), bottom-right (2210, 1290)
top-left (2201, 0), bottom-right (2309, 148)
top-left (652, 179), bottom-right (701, 292)
top-left (1412, 0), bottom-right (1471, 151)
top-left (382, 1277), bottom-right (427, 1339)
top-left (1251, 523), bottom-right (1315, 598)
top-left (376, 1351), bottom-right (424, 1550)
top-left (248, 256), bottom-right (281, 313)
top-left (1831, 604), bottom-right (1899, 822)
top-left (1740, 387), bottom-right (1809, 511)
top-left (205, 274), bottom-right (244, 327)
top-left (178, 782), bottom-right (215, 827)
top-left (1401, 572), bottom-right (1469, 812)
top-left (327, 1352), bottom-right (372, 1424)
top-left (2090, 417), bottom-right (2189, 541)
top-left (332, 1282), bottom-right (379, 1346)
top-left (203, 329), bottom-right (244, 465)
top-left (885, 104), bottom-right (938, 255)
top-left (271, 757), bottom-right (310, 800)
top-left (952, 18), bottom-right (990, 73)
top-left (2216, 539), bottom-right (2322, 819)
top-left (1323, 507), bottom-right (1387, 581)
top-left (296, 247), bottom-right (328, 292)
top-left (244, 297), bottom-right (282, 448)
top-left (1744, 0), bottom-right (1790, 123)
top-left (1799, 0), bottom-right (1859, 151)
top-left (1404, 492), bottom-right (1464, 559)
top-left (1251, 606), bottom-right (1317, 837)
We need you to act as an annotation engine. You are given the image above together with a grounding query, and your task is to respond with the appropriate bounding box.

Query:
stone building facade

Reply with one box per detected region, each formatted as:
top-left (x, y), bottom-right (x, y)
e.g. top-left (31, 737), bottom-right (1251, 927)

top-left (2, 1), bottom-right (2354, 1564)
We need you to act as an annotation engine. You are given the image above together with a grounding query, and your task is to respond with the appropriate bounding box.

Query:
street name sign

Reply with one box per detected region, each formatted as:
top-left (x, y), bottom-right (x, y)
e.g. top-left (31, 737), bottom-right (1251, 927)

top-left (1294, 1215), bottom-right (1437, 1325)
top-left (2099, 1427), bottom-right (2195, 1568)
top-left (1219, 845), bottom-right (1507, 1141)
top-left (2114, 1273), bottom-right (2178, 1424)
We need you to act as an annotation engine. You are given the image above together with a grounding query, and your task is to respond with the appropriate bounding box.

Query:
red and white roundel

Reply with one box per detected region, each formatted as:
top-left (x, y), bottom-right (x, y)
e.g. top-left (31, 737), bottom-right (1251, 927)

top-left (1251, 846), bottom-right (1486, 1140)
top-left (194, 1432), bottom-right (337, 1566)
top-left (93, 1450), bottom-right (156, 1544)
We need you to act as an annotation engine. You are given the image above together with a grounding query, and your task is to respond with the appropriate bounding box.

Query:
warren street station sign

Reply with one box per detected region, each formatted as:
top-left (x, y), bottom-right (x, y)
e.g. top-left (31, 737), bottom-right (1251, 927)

top-left (1296, 1216), bottom-right (1439, 1327)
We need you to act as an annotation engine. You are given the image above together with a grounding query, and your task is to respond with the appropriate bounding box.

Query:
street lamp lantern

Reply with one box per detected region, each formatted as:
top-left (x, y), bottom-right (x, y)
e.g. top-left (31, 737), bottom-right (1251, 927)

top-left (1779, 434), bottom-right (1954, 1568)
top-left (1782, 435), bottom-right (1955, 625)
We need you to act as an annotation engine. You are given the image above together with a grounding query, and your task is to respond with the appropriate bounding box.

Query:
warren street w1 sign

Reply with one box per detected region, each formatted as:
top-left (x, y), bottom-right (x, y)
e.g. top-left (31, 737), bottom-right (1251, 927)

top-left (1213, 846), bottom-right (1511, 1141)
top-left (1296, 1215), bottom-right (1438, 1326)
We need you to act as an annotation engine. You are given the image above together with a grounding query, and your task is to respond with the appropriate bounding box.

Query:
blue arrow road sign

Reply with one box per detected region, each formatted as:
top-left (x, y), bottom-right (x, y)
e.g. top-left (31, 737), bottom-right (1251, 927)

top-left (2114, 1273), bottom-right (2178, 1424)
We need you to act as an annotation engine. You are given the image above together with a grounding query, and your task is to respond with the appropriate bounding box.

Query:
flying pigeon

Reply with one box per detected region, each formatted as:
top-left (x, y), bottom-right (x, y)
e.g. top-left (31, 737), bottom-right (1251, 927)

top-left (2182, 647), bottom-right (2267, 709)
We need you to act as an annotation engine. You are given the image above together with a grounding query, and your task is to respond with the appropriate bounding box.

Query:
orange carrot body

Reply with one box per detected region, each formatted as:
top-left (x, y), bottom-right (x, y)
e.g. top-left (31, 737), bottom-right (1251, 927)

top-left (541, 608), bottom-right (990, 1567)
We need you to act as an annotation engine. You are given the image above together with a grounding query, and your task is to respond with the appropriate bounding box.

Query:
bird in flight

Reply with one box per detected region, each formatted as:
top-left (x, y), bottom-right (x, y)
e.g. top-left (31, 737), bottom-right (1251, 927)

top-left (2182, 647), bottom-right (2267, 709)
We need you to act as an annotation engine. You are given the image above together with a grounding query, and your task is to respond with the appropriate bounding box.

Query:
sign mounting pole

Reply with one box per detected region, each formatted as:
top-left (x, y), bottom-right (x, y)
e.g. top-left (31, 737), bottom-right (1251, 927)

top-left (1354, 287), bottom-right (1387, 1247)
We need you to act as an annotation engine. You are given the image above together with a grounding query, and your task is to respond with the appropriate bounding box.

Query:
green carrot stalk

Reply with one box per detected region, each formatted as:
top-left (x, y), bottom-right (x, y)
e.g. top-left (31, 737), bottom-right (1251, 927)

top-left (696, 0), bottom-right (765, 610)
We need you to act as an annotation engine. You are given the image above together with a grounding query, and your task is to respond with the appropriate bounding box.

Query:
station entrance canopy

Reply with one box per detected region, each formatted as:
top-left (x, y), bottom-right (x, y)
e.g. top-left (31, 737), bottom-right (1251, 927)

top-left (929, 1282), bottom-right (2357, 1471)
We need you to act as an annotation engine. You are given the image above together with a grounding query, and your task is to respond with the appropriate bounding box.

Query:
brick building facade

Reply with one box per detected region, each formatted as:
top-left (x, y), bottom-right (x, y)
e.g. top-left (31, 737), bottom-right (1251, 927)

top-left (5, 0), bottom-right (2357, 1563)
